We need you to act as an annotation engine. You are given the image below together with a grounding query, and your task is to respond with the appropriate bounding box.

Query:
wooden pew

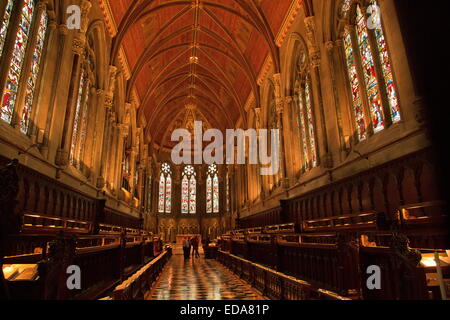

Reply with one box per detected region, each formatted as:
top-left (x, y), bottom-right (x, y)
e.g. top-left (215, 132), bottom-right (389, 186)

top-left (21, 213), bottom-right (92, 235)
top-left (112, 249), bottom-right (172, 300)
top-left (301, 211), bottom-right (385, 234)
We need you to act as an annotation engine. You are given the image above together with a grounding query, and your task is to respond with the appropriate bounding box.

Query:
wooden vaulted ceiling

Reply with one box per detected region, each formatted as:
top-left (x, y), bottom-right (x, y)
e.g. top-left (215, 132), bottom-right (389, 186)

top-left (108, 0), bottom-right (294, 149)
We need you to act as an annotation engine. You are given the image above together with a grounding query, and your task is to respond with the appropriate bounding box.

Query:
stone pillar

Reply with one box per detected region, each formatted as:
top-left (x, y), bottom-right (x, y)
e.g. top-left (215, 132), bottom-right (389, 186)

top-left (41, 22), bottom-right (68, 159)
top-left (55, 0), bottom-right (91, 166)
top-left (272, 73), bottom-right (289, 189)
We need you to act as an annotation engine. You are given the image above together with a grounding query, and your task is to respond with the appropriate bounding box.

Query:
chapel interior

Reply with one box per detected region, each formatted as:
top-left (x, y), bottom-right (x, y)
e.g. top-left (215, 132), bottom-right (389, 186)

top-left (0, 0), bottom-right (449, 301)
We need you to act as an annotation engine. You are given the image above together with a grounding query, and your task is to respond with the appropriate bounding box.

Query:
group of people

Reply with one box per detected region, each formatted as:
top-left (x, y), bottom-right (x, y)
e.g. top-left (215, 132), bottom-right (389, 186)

top-left (182, 236), bottom-right (200, 260)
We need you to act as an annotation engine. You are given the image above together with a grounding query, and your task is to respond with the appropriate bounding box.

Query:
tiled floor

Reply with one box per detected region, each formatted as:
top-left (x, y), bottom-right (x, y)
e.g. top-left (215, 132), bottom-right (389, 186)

top-left (146, 250), bottom-right (265, 300)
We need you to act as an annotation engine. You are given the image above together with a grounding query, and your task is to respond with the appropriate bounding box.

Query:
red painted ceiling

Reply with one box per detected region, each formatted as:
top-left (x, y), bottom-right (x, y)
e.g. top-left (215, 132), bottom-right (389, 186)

top-left (108, 0), bottom-right (293, 149)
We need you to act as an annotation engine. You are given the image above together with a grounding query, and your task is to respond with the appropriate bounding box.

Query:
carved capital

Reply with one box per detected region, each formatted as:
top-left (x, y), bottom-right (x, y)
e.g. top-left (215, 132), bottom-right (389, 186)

top-left (72, 33), bottom-right (86, 55)
top-left (119, 124), bottom-right (130, 137)
top-left (284, 96), bottom-right (293, 105)
top-left (58, 24), bottom-right (69, 36)
top-left (325, 41), bottom-right (334, 52)
top-left (310, 51), bottom-right (321, 68)
top-left (104, 94), bottom-right (113, 110)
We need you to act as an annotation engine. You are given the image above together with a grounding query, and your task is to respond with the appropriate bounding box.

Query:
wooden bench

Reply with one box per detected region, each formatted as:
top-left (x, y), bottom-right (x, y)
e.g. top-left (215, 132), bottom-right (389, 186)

top-left (22, 213), bottom-right (92, 235)
top-left (112, 249), bottom-right (172, 300)
top-left (264, 223), bottom-right (299, 234)
top-left (398, 201), bottom-right (448, 226)
top-left (302, 211), bottom-right (385, 233)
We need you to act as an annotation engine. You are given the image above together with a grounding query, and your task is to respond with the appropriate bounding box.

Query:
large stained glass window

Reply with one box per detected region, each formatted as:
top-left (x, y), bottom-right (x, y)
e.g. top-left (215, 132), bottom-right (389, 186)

top-left (206, 164), bottom-right (219, 213)
top-left (355, 5), bottom-right (384, 133)
top-left (295, 50), bottom-right (318, 171)
top-left (206, 174), bottom-right (212, 213)
top-left (305, 80), bottom-right (317, 168)
top-left (343, 28), bottom-right (366, 141)
top-left (297, 87), bottom-right (308, 170)
top-left (0, 0), bottom-right (14, 59)
top-left (70, 53), bottom-right (94, 168)
top-left (1, 0), bottom-right (36, 124)
top-left (20, 9), bottom-right (48, 133)
top-left (165, 175), bottom-right (172, 213)
top-left (342, 1), bottom-right (400, 141)
top-left (70, 69), bottom-right (87, 165)
top-left (181, 165), bottom-right (196, 214)
top-left (158, 163), bottom-right (172, 213)
top-left (371, 0), bottom-right (400, 123)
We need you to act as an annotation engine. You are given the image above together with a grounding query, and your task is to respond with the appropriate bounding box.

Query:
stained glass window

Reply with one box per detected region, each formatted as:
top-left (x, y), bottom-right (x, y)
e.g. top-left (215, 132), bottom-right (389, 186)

top-left (355, 5), bottom-right (384, 133)
top-left (158, 174), bottom-right (165, 213)
top-left (297, 89), bottom-right (308, 169)
top-left (1, 0), bottom-right (36, 124)
top-left (181, 165), bottom-right (196, 214)
top-left (305, 80), bottom-right (317, 168)
top-left (181, 175), bottom-right (189, 214)
top-left (165, 176), bottom-right (172, 213)
top-left (371, 0), bottom-right (400, 123)
top-left (0, 0), bottom-right (14, 59)
top-left (206, 164), bottom-right (219, 213)
top-left (70, 53), bottom-right (94, 168)
top-left (70, 69), bottom-right (86, 165)
top-left (77, 81), bottom-right (90, 160)
top-left (343, 28), bottom-right (366, 141)
top-left (213, 174), bottom-right (219, 213)
top-left (342, 2), bottom-right (400, 141)
top-left (206, 175), bottom-right (212, 214)
top-left (158, 163), bottom-right (172, 213)
top-left (20, 9), bottom-right (48, 133)
top-left (295, 52), bottom-right (318, 170)
top-left (189, 175), bottom-right (196, 213)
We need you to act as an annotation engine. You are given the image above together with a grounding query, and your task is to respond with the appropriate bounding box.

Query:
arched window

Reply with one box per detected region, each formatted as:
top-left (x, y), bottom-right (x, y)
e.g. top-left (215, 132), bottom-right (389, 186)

top-left (226, 172), bottom-right (230, 213)
top-left (146, 174), bottom-right (152, 211)
top-left (342, 0), bottom-right (400, 142)
top-left (70, 51), bottom-right (94, 168)
top-left (0, 0), bottom-right (14, 60)
top-left (206, 164), bottom-right (219, 213)
top-left (181, 165), bottom-right (196, 214)
top-left (294, 45), bottom-right (318, 170)
top-left (158, 162), bottom-right (172, 213)
top-left (0, 0), bottom-right (49, 132)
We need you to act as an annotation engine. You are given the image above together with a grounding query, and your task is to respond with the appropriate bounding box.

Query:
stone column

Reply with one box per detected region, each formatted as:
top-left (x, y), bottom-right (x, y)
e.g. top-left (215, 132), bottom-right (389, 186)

top-left (326, 40), bottom-right (347, 161)
top-left (55, 0), bottom-right (91, 166)
top-left (272, 73), bottom-right (289, 189)
top-left (41, 22), bottom-right (68, 159)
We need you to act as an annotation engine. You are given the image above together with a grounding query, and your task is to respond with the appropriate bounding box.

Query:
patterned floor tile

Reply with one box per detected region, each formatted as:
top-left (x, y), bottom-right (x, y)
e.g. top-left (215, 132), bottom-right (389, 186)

top-left (146, 255), bottom-right (266, 300)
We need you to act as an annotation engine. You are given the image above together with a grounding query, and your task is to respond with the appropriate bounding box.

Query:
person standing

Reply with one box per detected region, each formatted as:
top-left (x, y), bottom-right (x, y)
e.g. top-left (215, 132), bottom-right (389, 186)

top-left (191, 236), bottom-right (200, 259)
top-left (182, 238), bottom-right (190, 260)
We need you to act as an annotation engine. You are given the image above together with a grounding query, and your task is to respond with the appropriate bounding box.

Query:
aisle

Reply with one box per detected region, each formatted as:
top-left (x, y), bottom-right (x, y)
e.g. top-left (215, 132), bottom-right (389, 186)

top-left (146, 253), bottom-right (265, 300)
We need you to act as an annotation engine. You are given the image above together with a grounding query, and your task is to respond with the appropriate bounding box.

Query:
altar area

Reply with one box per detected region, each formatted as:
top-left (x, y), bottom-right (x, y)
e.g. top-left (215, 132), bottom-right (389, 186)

top-left (176, 234), bottom-right (202, 245)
